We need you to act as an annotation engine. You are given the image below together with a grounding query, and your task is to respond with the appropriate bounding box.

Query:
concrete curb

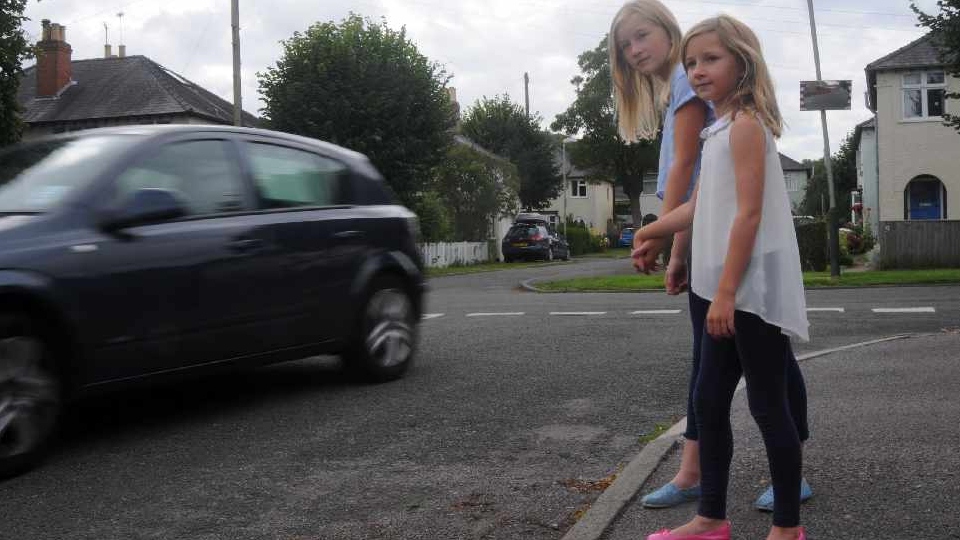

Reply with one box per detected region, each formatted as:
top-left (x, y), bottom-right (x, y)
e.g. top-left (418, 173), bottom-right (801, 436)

top-left (559, 333), bottom-right (917, 540)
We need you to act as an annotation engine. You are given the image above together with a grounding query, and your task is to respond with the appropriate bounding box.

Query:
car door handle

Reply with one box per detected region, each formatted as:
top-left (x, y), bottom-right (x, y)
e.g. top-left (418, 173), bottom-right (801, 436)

top-left (333, 230), bottom-right (364, 240)
top-left (227, 238), bottom-right (263, 252)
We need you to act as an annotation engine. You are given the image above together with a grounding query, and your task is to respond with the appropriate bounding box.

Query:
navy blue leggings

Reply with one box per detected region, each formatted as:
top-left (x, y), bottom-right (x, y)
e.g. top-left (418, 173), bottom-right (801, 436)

top-left (690, 293), bottom-right (803, 527)
top-left (684, 291), bottom-right (808, 442)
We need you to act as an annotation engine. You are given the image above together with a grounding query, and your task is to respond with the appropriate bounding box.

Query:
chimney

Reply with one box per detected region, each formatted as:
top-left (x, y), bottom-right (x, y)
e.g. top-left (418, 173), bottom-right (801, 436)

top-left (118, 45), bottom-right (126, 58)
top-left (37, 19), bottom-right (73, 98)
top-left (104, 44), bottom-right (112, 58)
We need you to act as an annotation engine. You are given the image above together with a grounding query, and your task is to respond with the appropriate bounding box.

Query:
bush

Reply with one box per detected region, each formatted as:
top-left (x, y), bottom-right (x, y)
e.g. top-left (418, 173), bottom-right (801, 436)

top-left (563, 219), bottom-right (606, 256)
top-left (412, 191), bottom-right (453, 242)
top-left (796, 220), bottom-right (827, 271)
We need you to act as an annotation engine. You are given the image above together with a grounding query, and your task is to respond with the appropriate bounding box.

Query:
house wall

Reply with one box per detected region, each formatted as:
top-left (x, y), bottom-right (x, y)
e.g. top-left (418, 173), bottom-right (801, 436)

top-left (857, 125), bottom-right (880, 233)
top-left (875, 70), bottom-right (960, 221)
top-left (544, 180), bottom-right (614, 235)
top-left (784, 170), bottom-right (808, 211)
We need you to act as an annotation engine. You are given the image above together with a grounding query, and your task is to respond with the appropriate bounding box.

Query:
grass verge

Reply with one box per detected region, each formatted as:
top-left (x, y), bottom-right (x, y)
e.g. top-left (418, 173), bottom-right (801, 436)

top-left (535, 268), bottom-right (960, 292)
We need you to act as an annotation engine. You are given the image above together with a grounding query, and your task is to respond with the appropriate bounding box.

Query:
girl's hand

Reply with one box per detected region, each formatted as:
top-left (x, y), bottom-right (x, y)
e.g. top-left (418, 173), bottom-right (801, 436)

top-left (631, 238), bottom-right (664, 274)
top-left (707, 293), bottom-right (736, 339)
top-left (664, 259), bottom-right (688, 295)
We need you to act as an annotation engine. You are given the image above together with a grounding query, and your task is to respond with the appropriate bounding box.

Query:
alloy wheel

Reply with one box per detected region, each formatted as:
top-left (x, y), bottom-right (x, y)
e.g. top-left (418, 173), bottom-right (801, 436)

top-left (364, 288), bottom-right (414, 368)
top-left (0, 336), bottom-right (59, 461)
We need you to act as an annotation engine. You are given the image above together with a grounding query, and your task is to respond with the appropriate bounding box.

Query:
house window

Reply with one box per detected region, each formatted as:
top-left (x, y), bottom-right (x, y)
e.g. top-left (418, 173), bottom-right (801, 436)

top-left (903, 175), bottom-right (947, 220)
top-left (902, 70), bottom-right (946, 119)
top-left (570, 179), bottom-right (587, 198)
top-left (784, 174), bottom-right (800, 192)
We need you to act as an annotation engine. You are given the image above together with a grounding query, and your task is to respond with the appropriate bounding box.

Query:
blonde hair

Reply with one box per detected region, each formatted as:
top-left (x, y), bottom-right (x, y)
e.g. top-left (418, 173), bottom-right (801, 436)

top-left (609, 0), bottom-right (683, 143)
top-left (681, 15), bottom-right (783, 137)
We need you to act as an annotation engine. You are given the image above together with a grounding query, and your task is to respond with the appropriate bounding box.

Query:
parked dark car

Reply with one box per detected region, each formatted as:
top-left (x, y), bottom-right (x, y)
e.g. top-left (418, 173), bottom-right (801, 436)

top-left (0, 125), bottom-right (426, 477)
top-left (501, 214), bottom-right (570, 262)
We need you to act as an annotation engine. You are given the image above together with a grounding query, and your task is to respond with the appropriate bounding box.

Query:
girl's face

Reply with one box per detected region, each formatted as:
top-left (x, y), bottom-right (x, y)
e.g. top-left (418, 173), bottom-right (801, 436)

top-left (684, 31), bottom-right (743, 112)
top-left (615, 14), bottom-right (673, 78)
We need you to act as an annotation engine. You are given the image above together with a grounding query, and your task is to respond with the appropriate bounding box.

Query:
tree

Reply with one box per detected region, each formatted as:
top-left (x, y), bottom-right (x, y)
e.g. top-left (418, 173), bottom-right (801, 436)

top-left (913, 0), bottom-right (960, 133)
top-left (799, 131), bottom-right (858, 222)
top-left (257, 14), bottom-right (454, 206)
top-left (0, 0), bottom-right (31, 147)
top-left (551, 37), bottom-right (660, 226)
top-left (460, 95), bottom-right (561, 210)
top-left (430, 142), bottom-right (520, 241)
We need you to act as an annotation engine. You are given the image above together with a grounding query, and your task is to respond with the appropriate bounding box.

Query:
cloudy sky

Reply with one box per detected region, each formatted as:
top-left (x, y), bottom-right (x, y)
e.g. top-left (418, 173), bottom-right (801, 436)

top-left (23, 0), bottom-right (940, 161)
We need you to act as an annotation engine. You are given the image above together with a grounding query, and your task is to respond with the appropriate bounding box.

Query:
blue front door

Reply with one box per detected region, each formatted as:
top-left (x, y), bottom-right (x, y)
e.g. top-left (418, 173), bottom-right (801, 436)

top-left (909, 179), bottom-right (942, 220)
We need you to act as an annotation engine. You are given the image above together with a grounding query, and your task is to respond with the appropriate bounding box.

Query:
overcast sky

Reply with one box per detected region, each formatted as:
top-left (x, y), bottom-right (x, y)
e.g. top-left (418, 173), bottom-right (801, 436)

top-left (23, 0), bottom-right (941, 161)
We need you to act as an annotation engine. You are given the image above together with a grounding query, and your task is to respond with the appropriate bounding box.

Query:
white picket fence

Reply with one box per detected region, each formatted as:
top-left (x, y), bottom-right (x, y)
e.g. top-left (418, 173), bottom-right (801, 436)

top-left (419, 242), bottom-right (491, 268)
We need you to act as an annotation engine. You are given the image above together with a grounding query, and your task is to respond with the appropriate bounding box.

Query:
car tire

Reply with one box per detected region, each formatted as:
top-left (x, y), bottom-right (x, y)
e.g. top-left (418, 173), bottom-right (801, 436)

top-left (0, 313), bottom-right (61, 479)
top-left (343, 275), bottom-right (418, 383)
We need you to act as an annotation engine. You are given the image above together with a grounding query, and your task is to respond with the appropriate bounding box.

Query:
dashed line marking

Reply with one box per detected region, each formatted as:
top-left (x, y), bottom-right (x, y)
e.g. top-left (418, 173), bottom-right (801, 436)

top-left (466, 312), bottom-right (525, 317)
top-left (807, 307), bottom-right (845, 312)
top-left (549, 311), bottom-right (607, 316)
top-left (422, 313), bottom-right (445, 320)
top-left (872, 307), bottom-right (936, 313)
top-left (630, 309), bottom-right (682, 315)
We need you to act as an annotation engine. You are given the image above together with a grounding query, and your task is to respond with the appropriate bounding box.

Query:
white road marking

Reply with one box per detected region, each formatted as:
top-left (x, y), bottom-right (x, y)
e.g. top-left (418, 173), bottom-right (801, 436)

top-left (422, 313), bottom-right (445, 320)
top-left (630, 310), bottom-right (682, 315)
top-left (806, 307), bottom-right (845, 312)
top-left (872, 307), bottom-right (936, 313)
top-left (466, 312), bottom-right (525, 317)
top-left (549, 311), bottom-right (606, 316)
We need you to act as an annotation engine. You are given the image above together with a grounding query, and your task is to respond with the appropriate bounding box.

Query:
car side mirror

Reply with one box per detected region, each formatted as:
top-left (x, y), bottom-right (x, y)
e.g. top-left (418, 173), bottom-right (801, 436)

top-left (100, 188), bottom-right (188, 231)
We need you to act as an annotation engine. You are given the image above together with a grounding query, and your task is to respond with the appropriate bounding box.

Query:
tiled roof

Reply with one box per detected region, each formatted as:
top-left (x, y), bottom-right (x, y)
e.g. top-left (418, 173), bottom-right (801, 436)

top-left (17, 55), bottom-right (259, 126)
top-left (778, 152), bottom-right (808, 172)
top-left (866, 33), bottom-right (944, 72)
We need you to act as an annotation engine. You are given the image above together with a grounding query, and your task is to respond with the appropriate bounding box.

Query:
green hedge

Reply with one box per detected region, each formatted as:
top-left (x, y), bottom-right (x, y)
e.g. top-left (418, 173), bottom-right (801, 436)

top-left (564, 220), bottom-right (606, 256)
top-left (796, 220), bottom-right (827, 271)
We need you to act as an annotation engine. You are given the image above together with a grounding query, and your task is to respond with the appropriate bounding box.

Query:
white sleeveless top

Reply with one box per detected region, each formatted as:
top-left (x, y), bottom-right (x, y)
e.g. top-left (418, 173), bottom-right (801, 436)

top-left (691, 114), bottom-right (809, 342)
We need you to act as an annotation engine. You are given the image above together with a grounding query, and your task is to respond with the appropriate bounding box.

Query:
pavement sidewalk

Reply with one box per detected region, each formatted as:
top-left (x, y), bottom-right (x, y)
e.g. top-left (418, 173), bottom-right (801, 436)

top-left (568, 332), bottom-right (960, 540)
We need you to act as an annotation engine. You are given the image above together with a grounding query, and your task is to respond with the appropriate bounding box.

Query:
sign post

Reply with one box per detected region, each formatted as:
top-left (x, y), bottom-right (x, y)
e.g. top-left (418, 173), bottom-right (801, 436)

top-left (802, 0), bottom-right (848, 278)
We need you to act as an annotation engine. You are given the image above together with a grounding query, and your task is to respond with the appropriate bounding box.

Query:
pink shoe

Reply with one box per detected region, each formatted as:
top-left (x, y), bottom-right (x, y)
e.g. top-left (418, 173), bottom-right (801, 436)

top-left (646, 521), bottom-right (731, 540)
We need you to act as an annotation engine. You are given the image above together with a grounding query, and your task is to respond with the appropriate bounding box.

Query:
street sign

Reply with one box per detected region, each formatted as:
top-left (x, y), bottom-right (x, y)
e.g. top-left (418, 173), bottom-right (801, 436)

top-left (800, 80), bottom-right (852, 111)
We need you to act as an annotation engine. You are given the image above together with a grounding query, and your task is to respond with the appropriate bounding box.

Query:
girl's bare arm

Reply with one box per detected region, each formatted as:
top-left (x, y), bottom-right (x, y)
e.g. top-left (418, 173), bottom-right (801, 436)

top-left (716, 114), bottom-right (766, 300)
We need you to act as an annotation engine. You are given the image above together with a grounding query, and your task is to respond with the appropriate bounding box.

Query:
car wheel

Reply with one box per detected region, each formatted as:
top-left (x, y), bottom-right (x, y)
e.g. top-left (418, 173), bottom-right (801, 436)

top-left (0, 314), bottom-right (61, 479)
top-left (343, 276), bottom-right (418, 382)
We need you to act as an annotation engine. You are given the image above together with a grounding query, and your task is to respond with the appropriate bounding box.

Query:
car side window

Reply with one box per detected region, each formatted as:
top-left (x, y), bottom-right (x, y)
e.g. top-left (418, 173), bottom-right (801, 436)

top-left (244, 143), bottom-right (346, 209)
top-left (115, 140), bottom-right (246, 215)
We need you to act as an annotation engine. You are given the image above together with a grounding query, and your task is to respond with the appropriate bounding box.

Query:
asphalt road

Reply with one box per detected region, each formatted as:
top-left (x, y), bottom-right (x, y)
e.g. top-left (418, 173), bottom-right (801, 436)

top-left (2, 256), bottom-right (957, 539)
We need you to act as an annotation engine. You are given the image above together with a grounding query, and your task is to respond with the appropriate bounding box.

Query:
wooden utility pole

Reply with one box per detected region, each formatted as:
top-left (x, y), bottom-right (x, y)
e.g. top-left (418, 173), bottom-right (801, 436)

top-left (524, 72), bottom-right (530, 117)
top-left (231, 0), bottom-right (242, 126)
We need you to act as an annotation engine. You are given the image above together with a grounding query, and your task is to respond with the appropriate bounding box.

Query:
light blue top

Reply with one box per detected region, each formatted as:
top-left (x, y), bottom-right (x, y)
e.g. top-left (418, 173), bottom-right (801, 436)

top-left (656, 64), bottom-right (715, 201)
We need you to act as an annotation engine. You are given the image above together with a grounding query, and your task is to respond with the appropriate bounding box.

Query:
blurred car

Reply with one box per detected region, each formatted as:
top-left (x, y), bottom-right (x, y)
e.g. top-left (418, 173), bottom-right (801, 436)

top-left (618, 224), bottom-right (635, 247)
top-left (501, 215), bottom-right (570, 262)
top-left (0, 125), bottom-right (426, 477)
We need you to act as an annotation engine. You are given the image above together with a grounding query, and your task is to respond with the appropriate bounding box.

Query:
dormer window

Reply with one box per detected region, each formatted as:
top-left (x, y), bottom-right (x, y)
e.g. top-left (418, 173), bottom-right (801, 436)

top-left (902, 70), bottom-right (946, 120)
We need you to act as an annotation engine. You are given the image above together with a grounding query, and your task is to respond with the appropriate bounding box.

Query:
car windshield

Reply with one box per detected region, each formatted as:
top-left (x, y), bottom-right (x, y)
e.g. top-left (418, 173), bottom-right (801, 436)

top-left (0, 135), bottom-right (137, 213)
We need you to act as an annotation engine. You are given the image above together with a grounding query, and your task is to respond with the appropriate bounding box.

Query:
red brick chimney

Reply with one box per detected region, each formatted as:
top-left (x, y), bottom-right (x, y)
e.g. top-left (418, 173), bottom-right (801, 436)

top-left (36, 19), bottom-right (73, 98)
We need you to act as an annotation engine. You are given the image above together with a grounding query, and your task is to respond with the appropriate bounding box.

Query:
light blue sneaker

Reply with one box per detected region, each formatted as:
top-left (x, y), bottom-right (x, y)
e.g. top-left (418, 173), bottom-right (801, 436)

top-left (754, 478), bottom-right (813, 512)
top-left (641, 482), bottom-right (701, 508)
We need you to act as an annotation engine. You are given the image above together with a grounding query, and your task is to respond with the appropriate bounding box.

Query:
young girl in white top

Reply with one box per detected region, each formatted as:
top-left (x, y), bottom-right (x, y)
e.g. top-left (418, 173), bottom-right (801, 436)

top-left (636, 14), bottom-right (808, 540)
top-left (612, 0), bottom-right (811, 514)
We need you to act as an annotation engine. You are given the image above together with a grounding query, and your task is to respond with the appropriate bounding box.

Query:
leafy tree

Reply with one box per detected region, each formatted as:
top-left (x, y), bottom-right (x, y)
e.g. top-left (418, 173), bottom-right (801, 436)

top-left (799, 131), bottom-right (858, 222)
top-left (430, 141), bottom-right (520, 241)
top-left (460, 95), bottom-right (561, 210)
top-left (551, 37), bottom-right (660, 226)
top-left (257, 14), bottom-right (454, 206)
top-left (0, 0), bottom-right (31, 147)
top-left (913, 0), bottom-right (960, 133)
